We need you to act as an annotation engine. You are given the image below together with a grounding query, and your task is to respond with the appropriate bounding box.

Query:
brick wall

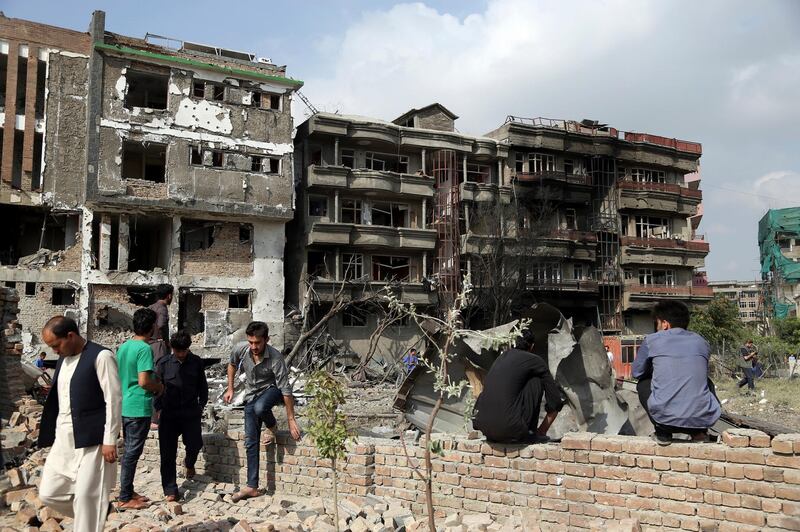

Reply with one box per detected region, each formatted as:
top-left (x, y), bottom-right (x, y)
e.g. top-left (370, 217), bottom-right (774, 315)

top-left (138, 427), bottom-right (800, 530)
top-left (181, 223), bottom-right (254, 277)
top-left (0, 288), bottom-right (26, 418)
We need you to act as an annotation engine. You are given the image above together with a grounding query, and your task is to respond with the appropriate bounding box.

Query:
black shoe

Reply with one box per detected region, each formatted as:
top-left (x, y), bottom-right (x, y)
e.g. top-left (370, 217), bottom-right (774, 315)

top-left (651, 433), bottom-right (672, 446)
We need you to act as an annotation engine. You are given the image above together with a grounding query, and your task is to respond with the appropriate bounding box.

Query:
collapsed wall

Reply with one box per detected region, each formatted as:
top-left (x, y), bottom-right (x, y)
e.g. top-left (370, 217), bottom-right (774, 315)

top-left (138, 428), bottom-right (800, 531)
top-left (0, 288), bottom-right (26, 418)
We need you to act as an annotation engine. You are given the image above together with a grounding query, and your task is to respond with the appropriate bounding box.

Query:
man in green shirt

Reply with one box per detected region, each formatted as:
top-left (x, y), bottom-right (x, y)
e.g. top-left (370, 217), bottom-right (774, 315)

top-left (116, 308), bottom-right (164, 510)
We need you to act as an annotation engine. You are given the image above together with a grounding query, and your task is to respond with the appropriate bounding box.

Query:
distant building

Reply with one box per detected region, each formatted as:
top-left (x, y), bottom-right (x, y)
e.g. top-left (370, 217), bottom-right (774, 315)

top-left (758, 208), bottom-right (800, 320)
top-left (707, 280), bottom-right (765, 324)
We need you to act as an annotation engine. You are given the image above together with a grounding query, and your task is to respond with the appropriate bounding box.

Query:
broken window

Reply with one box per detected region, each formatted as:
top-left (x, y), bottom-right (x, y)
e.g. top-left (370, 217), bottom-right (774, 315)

top-left (122, 141), bottom-right (166, 182)
top-left (372, 256), bottom-right (411, 282)
top-left (620, 215), bottom-right (629, 236)
top-left (529, 153), bottom-right (555, 173)
top-left (251, 91), bottom-right (261, 107)
top-left (239, 225), bottom-right (252, 244)
top-left (366, 152), bottom-right (385, 172)
top-left (211, 151), bottom-right (224, 168)
top-left (127, 216), bottom-right (172, 272)
top-left (35, 59), bottom-right (46, 119)
top-left (265, 158), bottom-right (280, 174)
top-left (341, 149), bottom-right (355, 169)
top-left (251, 156), bottom-right (263, 172)
top-left (190, 146), bottom-right (203, 165)
top-left (515, 152), bottom-right (525, 172)
top-left (365, 152), bottom-right (408, 173)
top-left (52, 287), bottom-right (76, 305)
top-left (372, 202), bottom-right (409, 228)
top-left (464, 163), bottom-right (490, 183)
top-left (528, 263), bottom-right (561, 284)
top-left (572, 264), bottom-right (585, 280)
top-left (308, 196), bottom-right (328, 217)
top-left (192, 81), bottom-right (205, 98)
top-left (269, 94), bottom-right (281, 110)
top-left (621, 344), bottom-right (637, 364)
top-left (341, 253), bottom-right (363, 281)
top-left (564, 209), bottom-right (577, 230)
top-left (631, 168), bottom-right (666, 183)
top-left (16, 56), bottom-right (27, 112)
top-left (634, 216), bottom-right (670, 238)
top-left (229, 293), bottom-right (250, 309)
top-left (308, 251), bottom-right (329, 278)
top-left (124, 71), bottom-right (168, 110)
top-left (181, 220), bottom-right (215, 252)
top-left (310, 148), bottom-right (322, 166)
top-left (25, 282), bottom-right (36, 296)
top-left (340, 199), bottom-right (362, 224)
top-left (564, 159), bottom-right (574, 175)
top-left (638, 268), bottom-right (675, 286)
top-left (342, 306), bottom-right (367, 327)
top-left (4, 281), bottom-right (15, 289)
top-left (212, 84), bottom-right (225, 101)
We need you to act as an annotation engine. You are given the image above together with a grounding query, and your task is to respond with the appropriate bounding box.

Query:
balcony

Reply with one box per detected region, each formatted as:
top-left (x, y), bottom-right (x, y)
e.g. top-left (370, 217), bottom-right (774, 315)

top-left (620, 236), bottom-right (709, 268)
top-left (617, 180), bottom-right (702, 199)
top-left (620, 236), bottom-right (709, 252)
top-left (514, 170), bottom-right (592, 186)
top-left (308, 222), bottom-right (436, 250)
top-left (307, 165), bottom-right (435, 197)
top-left (527, 278), bottom-right (599, 293)
top-left (309, 279), bottom-right (435, 305)
top-left (459, 182), bottom-right (512, 204)
top-left (460, 231), bottom-right (596, 261)
top-left (623, 132), bottom-right (702, 155)
top-left (618, 180), bottom-right (702, 216)
top-left (625, 282), bottom-right (714, 308)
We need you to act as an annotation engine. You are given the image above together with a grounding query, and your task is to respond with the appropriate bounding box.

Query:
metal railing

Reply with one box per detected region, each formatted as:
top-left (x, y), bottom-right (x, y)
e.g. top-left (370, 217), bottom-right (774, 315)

top-left (514, 170), bottom-right (592, 186)
top-left (625, 283), bottom-right (714, 297)
top-left (617, 180), bottom-right (703, 199)
top-left (620, 236), bottom-right (710, 252)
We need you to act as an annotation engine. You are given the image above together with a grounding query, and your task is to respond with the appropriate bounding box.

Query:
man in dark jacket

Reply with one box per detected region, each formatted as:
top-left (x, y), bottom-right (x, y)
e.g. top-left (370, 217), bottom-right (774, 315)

top-left (473, 329), bottom-right (565, 443)
top-left (155, 330), bottom-right (208, 501)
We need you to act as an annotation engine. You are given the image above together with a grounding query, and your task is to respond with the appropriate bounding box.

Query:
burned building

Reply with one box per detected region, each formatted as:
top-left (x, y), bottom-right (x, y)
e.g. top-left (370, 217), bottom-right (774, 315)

top-left (0, 11), bottom-right (302, 357)
top-left (290, 109), bottom-right (711, 370)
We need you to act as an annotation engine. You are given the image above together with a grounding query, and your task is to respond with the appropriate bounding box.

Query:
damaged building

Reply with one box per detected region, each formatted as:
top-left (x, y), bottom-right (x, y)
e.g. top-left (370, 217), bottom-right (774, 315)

top-left (0, 11), bottom-right (302, 356)
top-left (290, 108), bottom-right (711, 374)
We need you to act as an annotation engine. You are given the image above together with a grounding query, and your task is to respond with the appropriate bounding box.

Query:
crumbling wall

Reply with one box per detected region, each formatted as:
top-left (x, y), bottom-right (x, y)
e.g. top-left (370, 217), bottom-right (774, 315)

top-left (0, 288), bottom-right (25, 419)
top-left (415, 107), bottom-right (455, 132)
top-left (15, 281), bottom-right (79, 356)
top-left (40, 51), bottom-right (90, 209)
top-left (88, 284), bottom-right (138, 349)
top-left (181, 223), bottom-right (254, 277)
top-left (328, 312), bottom-right (423, 367)
top-left (138, 429), bottom-right (800, 530)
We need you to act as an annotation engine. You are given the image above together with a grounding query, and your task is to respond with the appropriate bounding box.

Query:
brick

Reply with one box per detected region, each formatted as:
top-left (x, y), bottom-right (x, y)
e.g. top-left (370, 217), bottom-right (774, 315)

top-left (659, 500), bottom-right (696, 516)
top-left (768, 514), bottom-right (800, 530)
top-left (723, 430), bottom-right (750, 448)
top-left (564, 463), bottom-right (594, 478)
top-left (785, 469), bottom-right (800, 484)
top-left (776, 484), bottom-right (800, 501)
top-left (724, 507), bottom-right (765, 526)
top-left (562, 432), bottom-right (595, 451)
top-left (725, 448), bottom-right (766, 465)
top-left (766, 453), bottom-right (800, 469)
top-left (771, 434), bottom-right (800, 454)
top-left (623, 438), bottom-right (657, 455)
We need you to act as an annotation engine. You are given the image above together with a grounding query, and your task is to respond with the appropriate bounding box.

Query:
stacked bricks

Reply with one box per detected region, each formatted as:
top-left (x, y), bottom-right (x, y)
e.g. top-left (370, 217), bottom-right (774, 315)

top-left (0, 287), bottom-right (26, 419)
top-left (138, 427), bottom-right (800, 531)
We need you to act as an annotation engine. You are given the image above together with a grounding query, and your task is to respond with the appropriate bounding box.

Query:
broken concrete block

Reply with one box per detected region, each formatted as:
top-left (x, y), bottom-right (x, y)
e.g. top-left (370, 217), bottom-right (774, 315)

top-left (39, 518), bottom-right (63, 532)
top-left (462, 514), bottom-right (494, 528)
top-left (7, 468), bottom-right (25, 487)
top-left (444, 513), bottom-right (462, 526)
top-left (232, 520), bottom-right (253, 532)
top-left (168, 502), bottom-right (183, 515)
top-left (38, 506), bottom-right (63, 523)
top-left (15, 506), bottom-right (38, 526)
top-left (349, 516), bottom-right (370, 532)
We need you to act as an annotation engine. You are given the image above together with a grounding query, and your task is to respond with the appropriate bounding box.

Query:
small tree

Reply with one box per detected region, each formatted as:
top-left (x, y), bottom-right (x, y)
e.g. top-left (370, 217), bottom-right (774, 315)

top-left (305, 371), bottom-right (354, 531)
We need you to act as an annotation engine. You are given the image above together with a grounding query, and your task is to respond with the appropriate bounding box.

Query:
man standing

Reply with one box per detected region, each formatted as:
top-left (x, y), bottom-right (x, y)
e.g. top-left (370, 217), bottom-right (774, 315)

top-left (402, 348), bottom-right (418, 373)
top-left (38, 316), bottom-right (121, 532)
top-left (155, 330), bottom-right (208, 502)
top-left (789, 353), bottom-right (797, 379)
top-left (116, 308), bottom-right (164, 509)
top-left (632, 301), bottom-right (721, 445)
top-left (223, 321), bottom-right (300, 501)
top-left (473, 329), bottom-right (564, 443)
top-left (737, 339), bottom-right (758, 392)
top-left (148, 284), bottom-right (174, 345)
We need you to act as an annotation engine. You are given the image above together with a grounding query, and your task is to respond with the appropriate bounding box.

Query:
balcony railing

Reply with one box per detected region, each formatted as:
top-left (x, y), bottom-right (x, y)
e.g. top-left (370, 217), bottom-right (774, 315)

top-left (527, 279), bottom-right (599, 292)
top-left (548, 229), bottom-right (598, 243)
top-left (514, 170), bottom-right (592, 186)
top-left (620, 236), bottom-right (710, 253)
top-left (623, 132), bottom-right (702, 155)
top-left (626, 283), bottom-right (714, 297)
top-left (617, 180), bottom-right (703, 199)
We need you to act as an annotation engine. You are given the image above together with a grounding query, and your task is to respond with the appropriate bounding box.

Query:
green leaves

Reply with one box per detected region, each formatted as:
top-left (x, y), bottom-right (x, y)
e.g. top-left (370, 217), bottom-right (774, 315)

top-left (304, 371), bottom-right (355, 461)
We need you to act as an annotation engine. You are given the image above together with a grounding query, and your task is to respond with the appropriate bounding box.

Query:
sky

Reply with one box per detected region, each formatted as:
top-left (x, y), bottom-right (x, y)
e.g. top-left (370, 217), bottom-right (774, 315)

top-left (4, 0), bottom-right (800, 281)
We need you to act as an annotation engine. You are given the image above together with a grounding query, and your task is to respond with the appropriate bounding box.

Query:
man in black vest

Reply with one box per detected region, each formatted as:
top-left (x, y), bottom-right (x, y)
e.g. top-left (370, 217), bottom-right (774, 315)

top-left (155, 330), bottom-right (208, 501)
top-left (38, 316), bottom-right (121, 532)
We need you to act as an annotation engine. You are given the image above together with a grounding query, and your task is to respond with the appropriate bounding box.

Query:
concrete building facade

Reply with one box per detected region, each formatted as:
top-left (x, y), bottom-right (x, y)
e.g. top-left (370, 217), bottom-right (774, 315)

top-left (708, 280), bottom-right (765, 325)
top-left (0, 11), bottom-right (301, 357)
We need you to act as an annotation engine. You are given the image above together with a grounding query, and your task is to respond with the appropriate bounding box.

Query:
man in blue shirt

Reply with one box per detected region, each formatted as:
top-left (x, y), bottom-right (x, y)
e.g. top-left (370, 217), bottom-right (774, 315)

top-left (632, 300), bottom-right (721, 445)
top-left (402, 348), bottom-right (418, 373)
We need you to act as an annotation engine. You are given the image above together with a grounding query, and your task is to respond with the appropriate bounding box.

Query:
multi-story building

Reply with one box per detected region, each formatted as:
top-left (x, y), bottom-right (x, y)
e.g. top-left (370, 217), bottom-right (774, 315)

top-left (290, 110), bottom-right (711, 370)
top-left (759, 207), bottom-right (800, 321)
top-left (707, 280), bottom-right (765, 324)
top-left (0, 11), bottom-right (301, 356)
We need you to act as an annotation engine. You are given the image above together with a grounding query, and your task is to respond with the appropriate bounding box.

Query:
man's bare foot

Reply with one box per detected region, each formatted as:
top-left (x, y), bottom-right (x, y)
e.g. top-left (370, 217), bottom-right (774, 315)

top-left (262, 428), bottom-right (276, 445)
top-left (165, 493), bottom-right (180, 502)
top-left (231, 487), bottom-right (263, 502)
top-left (116, 498), bottom-right (150, 510)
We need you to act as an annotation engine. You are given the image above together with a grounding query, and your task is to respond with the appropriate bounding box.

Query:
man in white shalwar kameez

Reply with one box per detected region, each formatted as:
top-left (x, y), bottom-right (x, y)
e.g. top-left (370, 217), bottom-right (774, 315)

top-left (37, 316), bottom-right (121, 532)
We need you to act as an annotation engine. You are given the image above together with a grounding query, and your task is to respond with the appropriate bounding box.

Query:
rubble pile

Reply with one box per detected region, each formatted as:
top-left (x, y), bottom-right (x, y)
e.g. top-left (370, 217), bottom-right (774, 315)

top-left (2, 398), bottom-right (46, 481)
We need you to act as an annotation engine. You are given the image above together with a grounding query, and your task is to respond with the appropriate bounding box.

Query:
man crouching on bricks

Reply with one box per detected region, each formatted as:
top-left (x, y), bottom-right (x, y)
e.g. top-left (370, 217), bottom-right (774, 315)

top-left (223, 321), bottom-right (301, 501)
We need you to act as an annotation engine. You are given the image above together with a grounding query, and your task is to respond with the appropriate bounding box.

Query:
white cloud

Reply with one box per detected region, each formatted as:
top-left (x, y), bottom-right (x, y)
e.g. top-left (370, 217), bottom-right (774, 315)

top-left (728, 54), bottom-right (800, 125)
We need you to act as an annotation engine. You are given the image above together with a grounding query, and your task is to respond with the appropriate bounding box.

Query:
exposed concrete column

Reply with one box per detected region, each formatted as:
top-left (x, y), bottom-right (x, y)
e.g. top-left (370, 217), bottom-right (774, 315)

top-left (168, 216), bottom-right (182, 339)
top-left (462, 154), bottom-right (468, 183)
top-left (334, 190), bottom-right (340, 223)
top-left (78, 208), bottom-right (94, 336)
top-left (169, 216), bottom-right (182, 278)
top-left (422, 252), bottom-right (427, 279)
top-left (421, 199), bottom-right (426, 230)
top-left (464, 204), bottom-right (471, 233)
top-left (117, 214), bottom-right (129, 272)
top-left (335, 248), bottom-right (341, 281)
top-left (21, 45), bottom-right (39, 191)
top-left (421, 149), bottom-right (427, 175)
top-left (497, 159), bottom-right (504, 186)
top-left (303, 138), bottom-right (310, 168)
top-left (467, 258), bottom-right (472, 277)
top-left (99, 214), bottom-right (112, 272)
top-left (1, 41), bottom-right (19, 183)
top-left (334, 137), bottom-right (339, 166)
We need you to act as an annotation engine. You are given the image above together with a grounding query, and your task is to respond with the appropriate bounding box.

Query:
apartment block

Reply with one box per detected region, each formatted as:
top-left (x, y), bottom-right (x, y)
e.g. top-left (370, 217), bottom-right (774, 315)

top-left (759, 207), bottom-right (800, 320)
top-left (708, 280), bottom-right (765, 324)
top-left (0, 11), bottom-right (301, 356)
top-left (290, 109), bottom-right (711, 368)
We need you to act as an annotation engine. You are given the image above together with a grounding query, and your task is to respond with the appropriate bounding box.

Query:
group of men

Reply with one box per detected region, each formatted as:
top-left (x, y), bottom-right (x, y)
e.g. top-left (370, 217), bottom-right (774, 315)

top-left (474, 301), bottom-right (722, 447)
top-left (35, 284), bottom-right (300, 532)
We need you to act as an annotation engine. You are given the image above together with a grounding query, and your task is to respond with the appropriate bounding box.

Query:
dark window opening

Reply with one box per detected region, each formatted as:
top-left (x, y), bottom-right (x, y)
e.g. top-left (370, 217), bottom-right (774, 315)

top-left (127, 216), bottom-right (171, 272)
top-left (229, 293), bottom-right (250, 309)
top-left (0, 54), bottom-right (7, 107)
top-left (251, 156), bottom-right (263, 172)
top-left (341, 199), bottom-right (362, 224)
top-left (12, 130), bottom-right (23, 188)
top-left (211, 151), bottom-right (224, 168)
top-left (4, 281), bottom-right (15, 288)
top-left (308, 251), bottom-right (328, 278)
top-left (341, 253), bottom-right (363, 280)
top-left (269, 94), bottom-right (281, 110)
top-left (178, 292), bottom-right (204, 334)
top-left (181, 220), bottom-right (216, 252)
top-left (122, 141), bottom-right (166, 182)
top-left (16, 56), bottom-right (27, 112)
top-left (31, 133), bottom-right (43, 189)
top-left (564, 159), bottom-right (574, 175)
top-left (308, 196), bottom-right (328, 217)
top-left (251, 92), bottom-right (261, 107)
top-left (212, 84), bottom-right (225, 101)
top-left (192, 81), bottom-right (205, 98)
top-left (25, 282), bottom-right (36, 296)
top-left (266, 158), bottom-right (279, 173)
top-left (342, 306), bottom-right (367, 327)
top-left (190, 146), bottom-right (203, 165)
top-left (341, 149), bottom-right (354, 169)
top-left (239, 225), bottom-right (252, 243)
top-left (515, 153), bottom-right (524, 172)
top-left (621, 344), bottom-right (637, 364)
top-left (372, 202), bottom-right (408, 228)
top-left (372, 256), bottom-right (410, 282)
top-left (310, 148), bottom-right (322, 166)
top-left (124, 71), bottom-right (168, 110)
top-left (52, 287), bottom-right (76, 305)
top-left (35, 59), bottom-right (46, 119)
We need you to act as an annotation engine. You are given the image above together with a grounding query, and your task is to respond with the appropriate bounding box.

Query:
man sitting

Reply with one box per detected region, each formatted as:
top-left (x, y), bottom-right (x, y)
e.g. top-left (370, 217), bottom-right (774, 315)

top-left (632, 301), bottom-right (721, 445)
top-left (473, 329), bottom-right (565, 443)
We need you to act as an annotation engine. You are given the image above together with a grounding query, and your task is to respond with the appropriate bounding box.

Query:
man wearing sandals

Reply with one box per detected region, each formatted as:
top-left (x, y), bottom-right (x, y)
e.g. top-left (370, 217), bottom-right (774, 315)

top-left (632, 301), bottom-right (721, 446)
top-left (223, 321), bottom-right (300, 501)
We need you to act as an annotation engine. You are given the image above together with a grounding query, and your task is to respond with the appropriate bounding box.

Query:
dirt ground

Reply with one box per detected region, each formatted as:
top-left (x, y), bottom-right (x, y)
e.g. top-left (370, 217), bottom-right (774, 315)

top-left (715, 375), bottom-right (800, 432)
